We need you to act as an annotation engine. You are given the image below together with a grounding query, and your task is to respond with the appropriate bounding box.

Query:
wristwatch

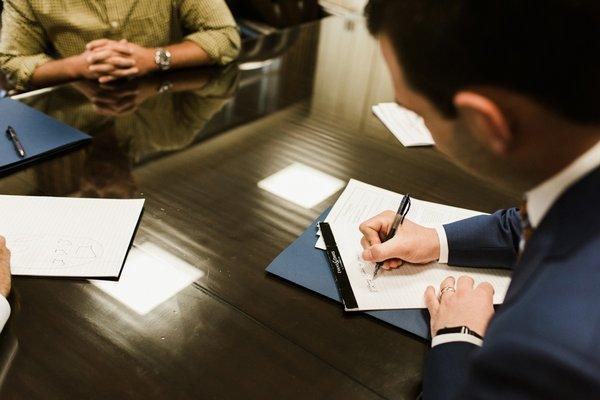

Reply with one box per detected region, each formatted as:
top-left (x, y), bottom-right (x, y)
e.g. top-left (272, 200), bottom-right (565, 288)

top-left (154, 48), bottom-right (172, 71)
top-left (435, 326), bottom-right (483, 340)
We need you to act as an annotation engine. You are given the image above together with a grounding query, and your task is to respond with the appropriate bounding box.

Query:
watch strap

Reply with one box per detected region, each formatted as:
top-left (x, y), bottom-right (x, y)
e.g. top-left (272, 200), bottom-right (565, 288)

top-left (435, 326), bottom-right (483, 340)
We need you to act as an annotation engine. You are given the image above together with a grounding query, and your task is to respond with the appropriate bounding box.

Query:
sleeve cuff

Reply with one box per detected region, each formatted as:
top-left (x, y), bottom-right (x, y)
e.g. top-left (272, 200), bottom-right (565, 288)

top-left (185, 28), bottom-right (241, 65)
top-left (432, 333), bottom-right (483, 348)
top-left (0, 295), bottom-right (11, 333)
top-left (1, 53), bottom-right (54, 91)
top-left (435, 225), bottom-right (449, 264)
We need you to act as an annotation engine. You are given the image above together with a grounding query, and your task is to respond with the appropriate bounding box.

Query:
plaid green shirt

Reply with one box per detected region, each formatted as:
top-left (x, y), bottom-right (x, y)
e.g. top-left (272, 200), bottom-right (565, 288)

top-left (0, 0), bottom-right (240, 90)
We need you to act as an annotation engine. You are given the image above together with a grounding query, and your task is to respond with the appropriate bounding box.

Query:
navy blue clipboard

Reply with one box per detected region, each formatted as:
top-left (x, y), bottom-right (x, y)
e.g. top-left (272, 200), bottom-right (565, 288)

top-left (0, 98), bottom-right (91, 174)
top-left (266, 208), bottom-right (431, 340)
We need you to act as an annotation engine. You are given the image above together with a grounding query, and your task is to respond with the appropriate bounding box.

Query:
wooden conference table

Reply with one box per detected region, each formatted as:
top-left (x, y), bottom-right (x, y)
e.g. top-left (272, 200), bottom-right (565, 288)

top-left (0, 16), bottom-right (520, 400)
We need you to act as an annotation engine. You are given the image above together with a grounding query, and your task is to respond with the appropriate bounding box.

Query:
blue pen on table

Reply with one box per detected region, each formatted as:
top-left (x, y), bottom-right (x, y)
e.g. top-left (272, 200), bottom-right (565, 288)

top-left (6, 126), bottom-right (26, 158)
top-left (371, 194), bottom-right (411, 280)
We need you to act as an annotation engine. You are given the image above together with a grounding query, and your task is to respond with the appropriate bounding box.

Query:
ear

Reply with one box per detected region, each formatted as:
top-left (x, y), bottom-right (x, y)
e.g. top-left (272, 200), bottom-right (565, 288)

top-left (453, 92), bottom-right (513, 155)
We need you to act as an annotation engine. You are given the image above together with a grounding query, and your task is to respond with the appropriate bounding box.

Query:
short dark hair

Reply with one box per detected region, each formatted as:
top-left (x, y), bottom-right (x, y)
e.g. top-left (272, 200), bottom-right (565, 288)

top-left (365, 0), bottom-right (600, 123)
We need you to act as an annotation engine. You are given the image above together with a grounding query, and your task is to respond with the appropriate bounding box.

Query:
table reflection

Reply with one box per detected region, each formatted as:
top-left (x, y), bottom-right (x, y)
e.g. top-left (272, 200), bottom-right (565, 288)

top-left (21, 66), bottom-right (240, 197)
top-left (89, 242), bottom-right (203, 316)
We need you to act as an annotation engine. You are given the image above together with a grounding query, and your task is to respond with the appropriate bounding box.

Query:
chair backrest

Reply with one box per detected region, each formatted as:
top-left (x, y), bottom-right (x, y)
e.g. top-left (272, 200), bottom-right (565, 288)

top-left (226, 0), bottom-right (321, 28)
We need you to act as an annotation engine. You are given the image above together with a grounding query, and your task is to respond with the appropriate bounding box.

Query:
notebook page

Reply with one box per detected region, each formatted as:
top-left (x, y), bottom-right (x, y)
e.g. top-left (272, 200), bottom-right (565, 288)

top-left (316, 179), bottom-right (479, 249)
top-left (0, 195), bottom-right (144, 277)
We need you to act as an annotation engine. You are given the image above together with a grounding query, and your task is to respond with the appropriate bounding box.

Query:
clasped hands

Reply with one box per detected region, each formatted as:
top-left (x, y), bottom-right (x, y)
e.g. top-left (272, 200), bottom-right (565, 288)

top-left (77, 39), bottom-right (157, 84)
top-left (359, 211), bottom-right (495, 338)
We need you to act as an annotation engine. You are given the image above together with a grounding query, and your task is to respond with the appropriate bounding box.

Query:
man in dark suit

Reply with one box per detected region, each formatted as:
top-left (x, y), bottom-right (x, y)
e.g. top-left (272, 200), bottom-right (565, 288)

top-left (358, 1), bottom-right (600, 398)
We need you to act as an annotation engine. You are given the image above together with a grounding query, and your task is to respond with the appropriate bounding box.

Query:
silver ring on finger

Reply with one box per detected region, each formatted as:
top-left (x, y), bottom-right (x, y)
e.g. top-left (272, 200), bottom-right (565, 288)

top-left (438, 286), bottom-right (455, 302)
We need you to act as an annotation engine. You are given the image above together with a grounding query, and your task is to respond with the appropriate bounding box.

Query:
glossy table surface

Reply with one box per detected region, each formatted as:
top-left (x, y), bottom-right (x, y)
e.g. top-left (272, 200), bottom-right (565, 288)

top-left (0, 16), bottom-right (520, 400)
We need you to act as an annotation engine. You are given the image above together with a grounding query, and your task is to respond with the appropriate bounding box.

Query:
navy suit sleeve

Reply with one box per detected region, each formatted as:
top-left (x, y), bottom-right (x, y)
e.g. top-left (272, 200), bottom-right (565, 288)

top-left (424, 336), bottom-right (600, 400)
top-left (423, 342), bottom-right (479, 400)
top-left (443, 208), bottom-right (521, 268)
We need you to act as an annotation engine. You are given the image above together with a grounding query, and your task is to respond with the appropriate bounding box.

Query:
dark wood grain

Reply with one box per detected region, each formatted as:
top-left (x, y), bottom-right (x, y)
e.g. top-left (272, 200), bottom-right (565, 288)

top-left (0, 16), bottom-right (520, 400)
top-left (0, 279), bottom-right (381, 400)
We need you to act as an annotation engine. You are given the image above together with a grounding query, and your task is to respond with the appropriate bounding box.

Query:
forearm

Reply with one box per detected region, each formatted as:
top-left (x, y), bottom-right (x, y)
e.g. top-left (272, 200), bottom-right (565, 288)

top-left (183, 26), bottom-right (241, 65)
top-left (428, 335), bottom-right (600, 399)
top-left (443, 208), bottom-right (521, 268)
top-left (423, 341), bottom-right (479, 400)
top-left (30, 55), bottom-right (84, 88)
top-left (130, 41), bottom-right (216, 80)
top-left (166, 41), bottom-right (214, 70)
top-left (179, 0), bottom-right (241, 65)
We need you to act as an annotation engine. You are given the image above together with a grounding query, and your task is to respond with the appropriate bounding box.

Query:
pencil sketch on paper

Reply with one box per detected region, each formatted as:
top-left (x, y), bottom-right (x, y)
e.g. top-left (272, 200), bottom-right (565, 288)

top-left (8, 234), bottom-right (104, 270)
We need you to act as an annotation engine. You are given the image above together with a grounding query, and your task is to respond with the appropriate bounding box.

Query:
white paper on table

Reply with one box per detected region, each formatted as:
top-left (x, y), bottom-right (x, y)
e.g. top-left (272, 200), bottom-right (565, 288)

top-left (0, 195), bottom-right (144, 278)
top-left (316, 179), bottom-right (511, 310)
top-left (372, 102), bottom-right (435, 147)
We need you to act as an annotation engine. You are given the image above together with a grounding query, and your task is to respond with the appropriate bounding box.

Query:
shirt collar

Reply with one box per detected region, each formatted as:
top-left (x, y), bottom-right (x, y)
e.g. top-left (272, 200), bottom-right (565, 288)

top-left (526, 140), bottom-right (600, 228)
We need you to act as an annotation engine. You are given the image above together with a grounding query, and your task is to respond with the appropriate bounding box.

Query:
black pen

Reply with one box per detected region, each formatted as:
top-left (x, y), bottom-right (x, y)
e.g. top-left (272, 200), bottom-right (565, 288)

top-left (6, 126), bottom-right (26, 158)
top-left (372, 194), bottom-right (411, 280)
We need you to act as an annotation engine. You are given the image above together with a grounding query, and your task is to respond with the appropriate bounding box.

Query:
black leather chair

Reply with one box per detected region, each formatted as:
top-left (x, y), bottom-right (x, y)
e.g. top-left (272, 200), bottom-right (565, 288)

top-left (226, 0), bottom-right (322, 29)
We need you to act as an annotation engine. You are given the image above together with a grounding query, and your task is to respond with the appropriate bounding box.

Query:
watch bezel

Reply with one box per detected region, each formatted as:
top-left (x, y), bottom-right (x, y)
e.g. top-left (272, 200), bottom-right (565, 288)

top-left (154, 48), bottom-right (172, 71)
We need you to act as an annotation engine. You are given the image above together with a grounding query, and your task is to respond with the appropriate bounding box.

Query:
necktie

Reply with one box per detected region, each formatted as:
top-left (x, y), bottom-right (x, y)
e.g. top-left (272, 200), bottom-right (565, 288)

top-left (518, 201), bottom-right (534, 258)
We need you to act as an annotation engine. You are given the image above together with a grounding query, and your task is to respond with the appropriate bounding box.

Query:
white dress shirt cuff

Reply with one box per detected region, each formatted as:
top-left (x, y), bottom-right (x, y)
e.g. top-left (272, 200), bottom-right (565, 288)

top-left (0, 295), bottom-right (11, 333)
top-left (431, 333), bottom-right (483, 348)
top-left (434, 225), bottom-right (449, 264)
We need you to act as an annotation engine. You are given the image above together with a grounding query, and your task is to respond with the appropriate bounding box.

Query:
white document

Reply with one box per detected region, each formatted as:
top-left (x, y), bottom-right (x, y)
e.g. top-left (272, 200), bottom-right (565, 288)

top-left (0, 195), bottom-right (144, 278)
top-left (317, 180), bottom-right (511, 310)
top-left (372, 102), bottom-right (435, 147)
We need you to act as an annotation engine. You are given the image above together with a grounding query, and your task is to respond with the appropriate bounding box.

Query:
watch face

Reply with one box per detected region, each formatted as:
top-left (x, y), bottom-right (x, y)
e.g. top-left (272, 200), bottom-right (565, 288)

top-left (155, 49), bottom-right (171, 70)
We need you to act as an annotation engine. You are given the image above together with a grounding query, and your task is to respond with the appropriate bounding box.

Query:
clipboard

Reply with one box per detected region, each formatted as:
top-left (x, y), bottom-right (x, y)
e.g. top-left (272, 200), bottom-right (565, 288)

top-left (266, 208), bottom-right (431, 340)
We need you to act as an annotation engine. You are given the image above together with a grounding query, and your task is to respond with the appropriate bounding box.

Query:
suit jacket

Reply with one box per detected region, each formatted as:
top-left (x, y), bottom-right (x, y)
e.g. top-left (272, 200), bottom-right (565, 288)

top-left (423, 166), bottom-right (600, 399)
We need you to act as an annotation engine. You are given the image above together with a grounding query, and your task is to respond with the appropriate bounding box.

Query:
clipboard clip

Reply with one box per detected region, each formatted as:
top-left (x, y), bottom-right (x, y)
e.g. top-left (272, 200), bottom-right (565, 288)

top-left (317, 222), bottom-right (359, 311)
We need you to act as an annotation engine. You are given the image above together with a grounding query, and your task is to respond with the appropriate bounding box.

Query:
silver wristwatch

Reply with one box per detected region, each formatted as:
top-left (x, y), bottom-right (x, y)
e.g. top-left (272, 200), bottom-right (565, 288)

top-left (154, 48), bottom-right (172, 71)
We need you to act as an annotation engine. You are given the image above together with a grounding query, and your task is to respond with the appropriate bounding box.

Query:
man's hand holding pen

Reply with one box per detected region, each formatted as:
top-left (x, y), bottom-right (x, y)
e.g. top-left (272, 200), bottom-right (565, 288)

top-left (359, 210), bottom-right (495, 339)
top-left (359, 212), bottom-right (441, 269)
